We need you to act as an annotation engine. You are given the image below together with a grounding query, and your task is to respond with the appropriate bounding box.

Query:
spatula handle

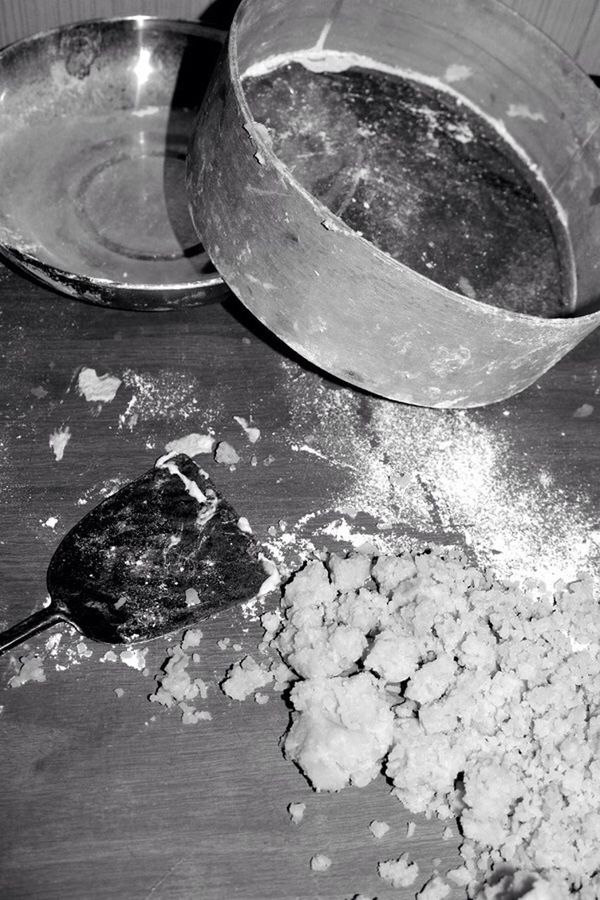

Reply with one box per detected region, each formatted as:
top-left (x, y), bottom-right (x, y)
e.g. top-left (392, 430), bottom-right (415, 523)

top-left (0, 607), bottom-right (66, 655)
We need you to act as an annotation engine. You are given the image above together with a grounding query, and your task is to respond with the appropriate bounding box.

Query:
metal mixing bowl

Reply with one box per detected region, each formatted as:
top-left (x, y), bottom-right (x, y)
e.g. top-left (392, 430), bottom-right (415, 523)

top-left (0, 16), bottom-right (228, 310)
top-left (187, 0), bottom-right (600, 407)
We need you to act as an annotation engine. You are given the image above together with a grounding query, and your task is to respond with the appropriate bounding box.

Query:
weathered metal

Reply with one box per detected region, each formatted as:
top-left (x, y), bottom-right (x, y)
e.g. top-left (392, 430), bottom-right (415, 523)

top-left (187, 0), bottom-right (600, 407)
top-left (0, 17), bottom-right (228, 310)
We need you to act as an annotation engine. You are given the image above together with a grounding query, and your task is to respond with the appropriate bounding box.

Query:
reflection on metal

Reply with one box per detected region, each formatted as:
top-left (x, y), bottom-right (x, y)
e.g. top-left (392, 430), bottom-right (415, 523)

top-left (0, 17), bottom-right (228, 310)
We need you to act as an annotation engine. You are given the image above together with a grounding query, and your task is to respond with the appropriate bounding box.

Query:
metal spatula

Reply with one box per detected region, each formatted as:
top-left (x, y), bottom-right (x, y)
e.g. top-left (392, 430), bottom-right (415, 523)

top-left (0, 454), bottom-right (272, 655)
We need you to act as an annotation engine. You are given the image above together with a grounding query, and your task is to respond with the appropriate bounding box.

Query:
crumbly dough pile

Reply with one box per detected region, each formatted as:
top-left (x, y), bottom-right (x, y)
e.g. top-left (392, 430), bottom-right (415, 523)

top-left (267, 548), bottom-right (600, 898)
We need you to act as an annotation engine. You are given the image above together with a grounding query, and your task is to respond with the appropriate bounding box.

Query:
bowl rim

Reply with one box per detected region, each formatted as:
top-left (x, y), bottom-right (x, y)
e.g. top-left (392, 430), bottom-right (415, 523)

top-left (5, 244), bottom-right (225, 294)
top-left (0, 14), bottom-right (228, 58)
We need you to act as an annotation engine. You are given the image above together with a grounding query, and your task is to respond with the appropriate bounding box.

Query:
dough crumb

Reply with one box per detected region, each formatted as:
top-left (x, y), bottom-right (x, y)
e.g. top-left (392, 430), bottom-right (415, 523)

top-left (233, 415), bottom-right (261, 443)
top-left (287, 801), bottom-right (306, 824)
top-left (416, 875), bottom-right (450, 899)
top-left (150, 644), bottom-right (202, 716)
top-left (185, 587), bottom-right (201, 607)
top-left (310, 853), bottom-right (332, 872)
top-left (221, 655), bottom-right (273, 700)
top-left (446, 866), bottom-right (471, 888)
top-left (368, 820), bottom-right (390, 839)
top-left (164, 433), bottom-right (215, 456)
top-left (378, 854), bottom-right (419, 888)
top-left (119, 648), bottom-right (148, 671)
top-left (254, 692), bottom-right (270, 704)
top-left (179, 703), bottom-right (212, 725)
top-left (8, 653), bottom-right (46, 687)
top-left (214, 441), bottom-right (240, 465)
top-left (49, 426), bottom-right (71, 461)
top-left (76, 641), bottom-right (92, 659)
top-left (181, 629), bottom-right (203, 650)
top-left (77, 367), bottom-right (121, 403)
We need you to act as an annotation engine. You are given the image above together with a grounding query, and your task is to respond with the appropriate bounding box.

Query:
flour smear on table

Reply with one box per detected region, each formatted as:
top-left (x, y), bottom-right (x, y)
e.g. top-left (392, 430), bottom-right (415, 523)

top-left (269, 360), bottom-right (598, 589)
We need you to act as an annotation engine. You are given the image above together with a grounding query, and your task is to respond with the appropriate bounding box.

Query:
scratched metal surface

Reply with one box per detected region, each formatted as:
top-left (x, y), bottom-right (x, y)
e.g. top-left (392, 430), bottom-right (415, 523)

top-left (244, 62), bottom-right (572, 318)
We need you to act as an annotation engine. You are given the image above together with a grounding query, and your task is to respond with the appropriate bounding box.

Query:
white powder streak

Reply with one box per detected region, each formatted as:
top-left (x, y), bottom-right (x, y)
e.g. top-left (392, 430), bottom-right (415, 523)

top-left (271, 363), bottom-right (596, 588)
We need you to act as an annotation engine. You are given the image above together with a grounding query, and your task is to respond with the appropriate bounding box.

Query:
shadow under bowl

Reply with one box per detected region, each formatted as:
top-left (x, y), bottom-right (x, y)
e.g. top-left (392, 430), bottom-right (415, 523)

top-left (0, 16), bottom-right (228, 310)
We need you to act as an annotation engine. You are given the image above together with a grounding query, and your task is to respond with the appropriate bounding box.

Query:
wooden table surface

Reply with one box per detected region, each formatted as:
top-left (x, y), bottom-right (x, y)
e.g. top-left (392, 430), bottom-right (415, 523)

top-left (1, 262), bottom-right (600, 900)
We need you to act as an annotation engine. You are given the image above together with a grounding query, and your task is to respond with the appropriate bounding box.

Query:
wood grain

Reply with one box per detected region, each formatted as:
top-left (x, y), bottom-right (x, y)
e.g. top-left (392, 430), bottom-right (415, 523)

top-left (0, 0), bottom-right (600, 74)
top-left (1, 229), bottom-right (600, 898)
top-left (1, 0), bottom-right (600, 73)
top-left (574, 0), bottom-right (600, 71)
top-left (500, 0), bottom-right (598, 62)
top-left (0, 276), bottom-right (466, 900)
top-left (0, 0), bottom-right (241, 45)
top-left (0, 3), bottom-right (600, 897)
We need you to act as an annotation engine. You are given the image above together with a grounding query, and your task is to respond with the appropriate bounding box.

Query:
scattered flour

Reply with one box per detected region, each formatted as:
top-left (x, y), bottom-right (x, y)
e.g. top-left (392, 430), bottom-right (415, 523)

top-left (273, 362), bottom-right (598, 588)
top-left (233, 415), bottom-right (261, 443)
top-left (76, 477), bottom-right (126, 506)
top-left (45, 633), bottom-right (62, 656)
top-left (118, 369), bottom-right (223, 430)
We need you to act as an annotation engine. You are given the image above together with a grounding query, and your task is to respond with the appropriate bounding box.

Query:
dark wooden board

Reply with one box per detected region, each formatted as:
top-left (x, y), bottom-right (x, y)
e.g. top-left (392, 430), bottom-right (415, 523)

top-left (1, 266), bottom-right (600, 899)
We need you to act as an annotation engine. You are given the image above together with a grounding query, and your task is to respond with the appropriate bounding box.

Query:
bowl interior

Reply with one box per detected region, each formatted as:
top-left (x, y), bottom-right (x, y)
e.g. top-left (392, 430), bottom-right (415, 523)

top-left (0, 18), bottom-right (225, 296)
top-left (232, 0), bottom-right (600, 316)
